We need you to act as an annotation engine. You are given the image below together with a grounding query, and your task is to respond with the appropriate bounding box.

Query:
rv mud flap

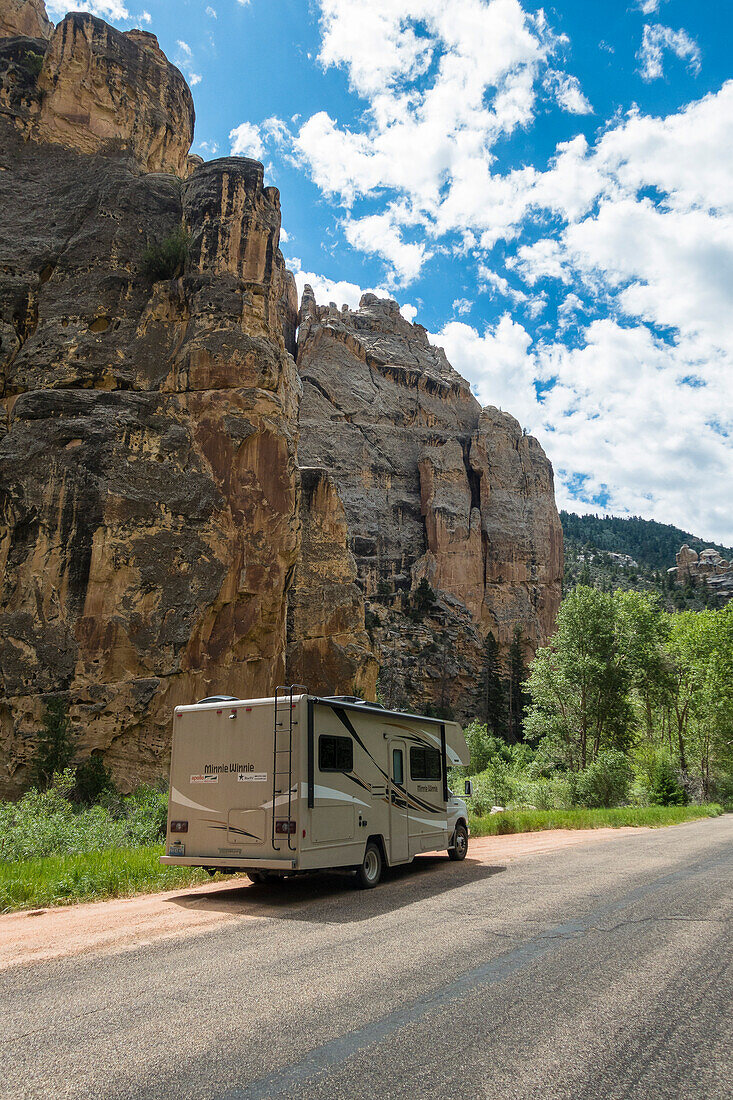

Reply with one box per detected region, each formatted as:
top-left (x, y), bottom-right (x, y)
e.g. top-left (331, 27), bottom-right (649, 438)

top-left (160, 855), bottom-right (298, 870)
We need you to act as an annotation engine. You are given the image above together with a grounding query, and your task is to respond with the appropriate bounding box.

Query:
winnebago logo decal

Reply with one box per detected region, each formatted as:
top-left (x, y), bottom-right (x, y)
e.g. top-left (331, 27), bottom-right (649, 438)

top-left (190, 773), bottom-right (218, 784)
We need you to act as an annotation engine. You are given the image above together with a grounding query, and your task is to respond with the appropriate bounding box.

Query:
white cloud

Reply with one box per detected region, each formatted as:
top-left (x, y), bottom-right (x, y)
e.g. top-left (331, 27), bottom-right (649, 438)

top-left (286, 256), bottom-right (416, 322)
top-left (634, 0), bottom-right (667, 13)
top-left (229, 121), bottom-right (264, 159)
top-left (291, 0), bottom-right (577, 226)
top-left (46, 0), bottom-right (130, 19)
top-left (452, 298), bottom-right (473, 316)
top-left (343, 212), bottom-right (431, 286)
top-left (279, 228), bottom-right (290, 243)
top-left (196, 140), bottom-right (219, 156)
top-left (437, 315), bottom-right (733, 542)
top-left (543, 70), bottom-right (593, 114)
top-left (637, 24), bottom-right (701, 82)
top-left (138, 10), bottom-right (151, 23)
top-left (206, 6), bottom-right (217, 17)
top-left (176, 39), bottom-right (192, 57)
top-left (279, 7), bottom-right (733, 540)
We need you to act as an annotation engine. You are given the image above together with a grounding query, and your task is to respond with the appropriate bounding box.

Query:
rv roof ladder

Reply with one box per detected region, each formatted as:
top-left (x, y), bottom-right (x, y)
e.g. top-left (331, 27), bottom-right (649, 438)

top-left (272, 685), bottom-right (305, 852)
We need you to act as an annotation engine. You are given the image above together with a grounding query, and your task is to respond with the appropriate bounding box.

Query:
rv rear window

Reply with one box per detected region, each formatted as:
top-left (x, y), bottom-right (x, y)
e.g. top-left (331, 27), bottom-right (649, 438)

top-left (319, 735), bottom-right (353, 772)
top-left (410, 745), bottom-right (442, 781)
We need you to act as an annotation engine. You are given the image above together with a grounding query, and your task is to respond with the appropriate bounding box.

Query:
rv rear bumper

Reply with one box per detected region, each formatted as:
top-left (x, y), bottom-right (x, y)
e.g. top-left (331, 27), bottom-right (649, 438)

top-left (160, 855), bottom-right (298, 870)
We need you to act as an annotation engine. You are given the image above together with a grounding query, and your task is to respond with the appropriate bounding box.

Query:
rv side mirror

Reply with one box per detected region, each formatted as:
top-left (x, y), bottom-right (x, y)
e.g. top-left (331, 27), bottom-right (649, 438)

top-left (464, 779), bottom-right (473, 797)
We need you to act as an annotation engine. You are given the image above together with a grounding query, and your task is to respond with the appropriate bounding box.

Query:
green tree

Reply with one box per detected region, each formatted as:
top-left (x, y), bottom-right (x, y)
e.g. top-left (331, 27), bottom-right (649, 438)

top-left (482, 632), bottom-right (508, 739)
top-left (29, 699), bottom-right (76, 790)
top-left (524, 586), bottom-right (632, 770)
top-left (508, 626), bottom-right (528, 742)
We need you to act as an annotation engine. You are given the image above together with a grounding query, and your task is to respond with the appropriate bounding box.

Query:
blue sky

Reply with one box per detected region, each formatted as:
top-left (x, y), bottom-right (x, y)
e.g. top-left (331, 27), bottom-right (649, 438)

top-left (47, 1), bottom-right (733, 543)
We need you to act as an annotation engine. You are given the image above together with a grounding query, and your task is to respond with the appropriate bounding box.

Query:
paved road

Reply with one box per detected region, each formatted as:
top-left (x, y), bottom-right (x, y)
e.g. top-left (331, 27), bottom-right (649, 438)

top-left (3, 817), bottom-right (731, 1100)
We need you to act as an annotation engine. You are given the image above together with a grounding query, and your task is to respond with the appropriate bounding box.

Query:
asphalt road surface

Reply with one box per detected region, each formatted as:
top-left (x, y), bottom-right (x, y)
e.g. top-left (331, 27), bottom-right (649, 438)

top-left (3, 816), bottom-right (732, 1100)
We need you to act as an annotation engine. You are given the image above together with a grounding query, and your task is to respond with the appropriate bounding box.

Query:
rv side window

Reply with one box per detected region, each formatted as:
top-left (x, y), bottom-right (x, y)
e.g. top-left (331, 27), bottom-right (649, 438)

top-left (410, 745), bottom-right (442, 781)
top-left (392, 748), bottom-right (403, 786)
top-left (319, 735), bottom-right (353, 772)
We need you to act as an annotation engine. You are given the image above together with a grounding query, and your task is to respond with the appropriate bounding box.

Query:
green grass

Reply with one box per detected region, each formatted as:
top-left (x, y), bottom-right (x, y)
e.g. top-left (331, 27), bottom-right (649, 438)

top-left (0, 845), bottom-right (234, 914)
top-left (468, 803), bottom-right (724, 837)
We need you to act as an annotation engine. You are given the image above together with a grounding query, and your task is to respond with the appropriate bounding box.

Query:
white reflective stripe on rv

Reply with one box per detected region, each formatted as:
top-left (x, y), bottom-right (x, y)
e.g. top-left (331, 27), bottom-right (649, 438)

top-left (300, 782), bottom-right (370, 807)
top-left (409, 814), bottom-right (449, 829)
top-left (171, 787), bottom-right (218, 813)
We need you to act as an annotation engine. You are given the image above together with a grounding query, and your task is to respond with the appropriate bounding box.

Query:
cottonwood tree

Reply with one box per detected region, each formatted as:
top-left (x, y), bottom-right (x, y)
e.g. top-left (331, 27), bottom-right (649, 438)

top-left (524, 586), bottom-right (632, 770)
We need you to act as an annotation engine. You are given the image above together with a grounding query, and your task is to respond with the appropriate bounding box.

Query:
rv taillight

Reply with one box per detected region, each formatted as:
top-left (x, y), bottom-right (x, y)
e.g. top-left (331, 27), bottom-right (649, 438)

top-left (170, 820), bottom-right (188, 833)
top-left (275, 820), bottom-right (296, 835)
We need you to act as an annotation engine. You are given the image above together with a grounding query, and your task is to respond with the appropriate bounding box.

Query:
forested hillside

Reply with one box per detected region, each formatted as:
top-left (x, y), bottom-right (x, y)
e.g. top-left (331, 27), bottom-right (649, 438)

top-left (561, 513), bottom-right (733, 570)
top-left (561, 512), bottom-right (733, 610)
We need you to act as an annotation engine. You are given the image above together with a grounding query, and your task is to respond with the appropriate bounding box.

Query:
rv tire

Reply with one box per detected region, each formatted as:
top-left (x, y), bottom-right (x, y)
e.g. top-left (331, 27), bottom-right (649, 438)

top-left (356, 841), bottom-right (383, 888)
top-left (247, 871), bottom-right (271, 885)
top-left (448, 822), bottom-right (468, 861)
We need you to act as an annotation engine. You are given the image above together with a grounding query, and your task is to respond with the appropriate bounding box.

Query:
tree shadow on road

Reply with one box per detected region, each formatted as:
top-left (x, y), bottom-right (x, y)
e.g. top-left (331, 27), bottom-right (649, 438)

top-left (167, 855), bottom-right (505, 924)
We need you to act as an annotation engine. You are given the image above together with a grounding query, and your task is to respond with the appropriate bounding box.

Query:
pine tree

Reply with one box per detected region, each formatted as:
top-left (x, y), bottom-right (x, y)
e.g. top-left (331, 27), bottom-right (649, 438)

top-left (508, 626), bottom-right (529, 742)
top-left (482, 632), bottom-right (508, 739)
top-left (29, 698), bottom-right (76, 789)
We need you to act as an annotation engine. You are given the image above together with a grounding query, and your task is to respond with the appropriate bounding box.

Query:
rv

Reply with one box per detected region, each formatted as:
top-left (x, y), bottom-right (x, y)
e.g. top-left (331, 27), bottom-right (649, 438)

top-left (160, 688), bottom-right (471, 888)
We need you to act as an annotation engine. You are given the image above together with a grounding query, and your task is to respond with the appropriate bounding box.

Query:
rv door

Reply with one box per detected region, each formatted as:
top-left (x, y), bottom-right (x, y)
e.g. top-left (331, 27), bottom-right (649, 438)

top-left (389, 740), bottom-right (409, 863)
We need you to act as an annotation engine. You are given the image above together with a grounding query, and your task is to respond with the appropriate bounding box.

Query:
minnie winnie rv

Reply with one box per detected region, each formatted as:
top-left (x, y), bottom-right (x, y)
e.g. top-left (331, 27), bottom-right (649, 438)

top-left (161, 688), bottom-right (471, 888)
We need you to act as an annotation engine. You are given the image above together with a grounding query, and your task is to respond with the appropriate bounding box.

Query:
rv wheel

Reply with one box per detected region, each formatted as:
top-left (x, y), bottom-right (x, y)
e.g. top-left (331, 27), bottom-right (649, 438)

top-left (247, 871), bottom-right (270, 885)
top-left (356, 841), bottom-right (383, 888)
top-left (448, 823), bottom-right (468, 861)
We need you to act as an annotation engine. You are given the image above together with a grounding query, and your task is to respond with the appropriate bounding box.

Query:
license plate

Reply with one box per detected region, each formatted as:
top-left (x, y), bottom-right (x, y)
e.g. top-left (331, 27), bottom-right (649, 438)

top-left (168, 842), bottom-right (185, 856)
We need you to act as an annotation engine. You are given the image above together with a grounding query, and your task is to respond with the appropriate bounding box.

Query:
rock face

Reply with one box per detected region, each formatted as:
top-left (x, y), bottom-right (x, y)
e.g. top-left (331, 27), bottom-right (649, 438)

top-left (0, 6), bottom-right (300, 794)
top-left (297, 291), bottom-right (563, 719)
top-left (0, 0), bottom-right (564, 791)
top-left (0, 0), bottom-right (50, 40)
top-left (1, 10), bottom-right (193, 176)
top-left (669, 544), bottom-right (733, 604)
top-left (286, 467), bottom-right (378, 699)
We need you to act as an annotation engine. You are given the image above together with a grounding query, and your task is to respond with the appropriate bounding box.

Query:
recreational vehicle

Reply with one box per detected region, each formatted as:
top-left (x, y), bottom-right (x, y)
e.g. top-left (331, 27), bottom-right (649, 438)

top-left (161, 688), bottom-right (472, 888)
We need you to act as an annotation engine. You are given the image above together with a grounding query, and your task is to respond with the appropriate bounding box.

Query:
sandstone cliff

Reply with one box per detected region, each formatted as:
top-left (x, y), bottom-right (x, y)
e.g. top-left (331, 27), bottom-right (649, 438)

top-left (1, 10), bottom-right (193, 175)
top-left (297, 291), bottom-right (563, 718)
top-left (0, 5), bottom-right (300, 794)
top-left (286, 467), bottom-right (378, 699)
top-left (0, 0), bottom-right (563, 792)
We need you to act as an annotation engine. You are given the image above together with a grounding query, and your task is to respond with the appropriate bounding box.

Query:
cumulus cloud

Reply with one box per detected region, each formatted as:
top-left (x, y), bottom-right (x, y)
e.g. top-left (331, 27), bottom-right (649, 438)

top-left (543, 70), bottom-right (593, 114)
top-left (229, 121), bottom-right (264, 159)
top-left (46, 0), bottom-right (130, 19)
top-left (634, 0), bottom-right (667, 13)
top-left (343, 212), bottom-right (431, 286)
top-left (277, 4), bottom-right (732, 539)
top-left (637, 24), bottom-right (701, 82)
top-left (290, 1), bottom-right (584, 240)
top-left (286, 256), bottom-right (416, 320)
top-left (452, 298), bottom-right (473, 316)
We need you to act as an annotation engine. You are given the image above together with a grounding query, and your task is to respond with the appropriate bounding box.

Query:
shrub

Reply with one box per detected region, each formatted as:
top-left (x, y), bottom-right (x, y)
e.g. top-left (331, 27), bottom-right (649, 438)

top-left (141, 226), bottom-right (190, 281)
top-left (24, 50), bottom-right (44, 78)
top-left (575, 750), bottom-right (633, 808)
top-left (74, 754), bottom-right (115, 804)
top-left (0, 775), bottom-right (169, 862)
top-left (649, 761), bottom-right (688, 806)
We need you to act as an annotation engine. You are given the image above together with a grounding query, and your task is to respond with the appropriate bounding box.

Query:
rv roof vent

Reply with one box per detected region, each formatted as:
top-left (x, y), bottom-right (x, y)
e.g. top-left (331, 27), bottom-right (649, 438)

top-left (197, 695), bottom-right (240, 704)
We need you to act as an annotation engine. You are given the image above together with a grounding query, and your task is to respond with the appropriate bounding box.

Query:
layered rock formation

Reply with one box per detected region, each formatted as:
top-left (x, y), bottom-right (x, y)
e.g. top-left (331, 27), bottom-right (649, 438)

top-left (0, 0), bottom-right (50, 39)
top-left (0, 5), bottom-right (300, 794)
top-left (669, 545), bottom-right (733, 604)
top-left (1, 10), bottom-right (193, 175)
top-left (286, 467), bottom-right (378, 699)
top-left (297, 292), bottom-right (563, 718)
top-left (0, 0), bottom-right (563, 792)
